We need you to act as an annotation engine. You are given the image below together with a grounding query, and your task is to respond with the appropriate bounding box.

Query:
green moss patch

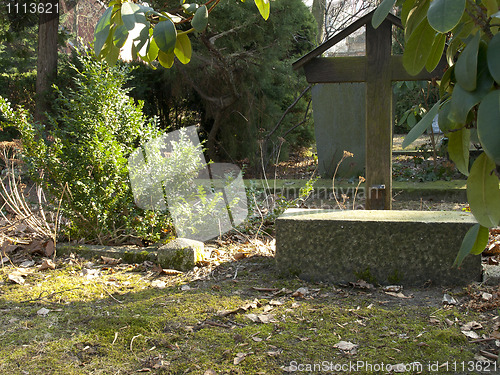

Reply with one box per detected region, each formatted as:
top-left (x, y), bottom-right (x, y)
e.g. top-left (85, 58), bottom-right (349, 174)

top-left (0, 255), bottom-right (497, 374)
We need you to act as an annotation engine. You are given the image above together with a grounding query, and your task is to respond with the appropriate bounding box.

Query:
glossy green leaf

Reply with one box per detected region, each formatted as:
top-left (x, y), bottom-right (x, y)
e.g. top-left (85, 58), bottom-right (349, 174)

top-left (453, 224), bottom-right (489, 267)
top-left (121, 2), bottom-right (143, 31)
top-left (446, 21), bottom-right (475, 65)
top-left (402, 100), bottom-right (440, 148)
top-left (477, 90), bottom-right (500, 165)
top-left (467, 153), bottom-right (500, 228)
top-left (182, 3), bottom-right (198, 14)
top-left (425, 32), bottom-right (446, 72)
top-left (447, 128), bottom-right (470, 176)
top-left (484, 0), bottom-right (499, 17)
top-left (455, 32), bottom-right (480, 91)
top-left (111, 8), bottom-right (123, 27)
top-left (174, 33), bottom-right (192, 64)
top-left (147, 37), bottom-right (159, 62)
top-left (192, 5), bottom-right (209, 32)
top-left (153, 19), bottom-right (177, 54)
top-left (94, 6), bottom-right (113, 56)
top-left (158, 50), bottom-right (175, 69)
top-left (254, 0), bottom-right (270, 21)
top-left (404, 0), bottom-right (430, 42)
top-left (113, 24), bottom-right (128, 48)
top-left (407, 112), bottom-right (416, 128)
top-left (488, 33), bottom-right (500, 85)
top-left (403, 19), bottom-right (437, 75)
top-left (427, 0), bottom-right (466, 33)
top-left (96, 28), bottom-right (115, 60)
top-left (372, 0), bottom-right (396, 28)
top-left (400, 0), bottom-right (414, 26)
top-left (105, 43), bottom-right (120, 66)
top-left (437, 100), bottom-right (457, 133)
top-left (449, 55), bottom-right (494, 125)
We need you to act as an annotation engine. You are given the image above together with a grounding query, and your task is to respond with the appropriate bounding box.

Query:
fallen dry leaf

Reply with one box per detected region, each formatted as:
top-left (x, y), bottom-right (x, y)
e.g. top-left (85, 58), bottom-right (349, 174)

top-left (81, 268), bottom-right (101, 279)
top-left (266, 350), bottom-right (281, 357)
top-left (218, 299), bottom-right (261, 317)
top-left (204, 370), bottom-right (217, 375)
top-left (334, 341), bottom-right (358, 354)
top-left (292, 287), bottom-right (309, 298)
top-left (152, 263), bottom-right (183, 275)
top-left (37, 307), bottom-right (50, 316)
top-left (20, 260), bottom-right (35, 268)
top-left (350, 280), bottom-right (374, 290)
top-left (43, 239), bottom-right (55, 257)
top-left (442, 294), bottom-right (459, 305)
top-left (484, 241), bottom-right (500, 255)
top-left (245, 313), bottom-right (275, 324)
top-left (490, 331), bottom-right (500, 339)
top-left (8, 273), bottom-right (25, 285)
top-left (461, 321), bottom-right (483, 331)
top-left (151, 280), bottom-right (166, 289)
top-left (263, 305), bottom-right (273, 313)
top-left (101, 256), bottom-right (121, 265)
top-left (2, 243), bottom-right (18, 254)
top-left (233, 252), bottom-right (247, 261)
top-left (161, 269), bottom-right (183, 276)
top-left (38, 259), bottom-right (56, 271)
top-left (482, 292), bottom-right (493, 301)
top-left (444, 318), bottom-right (454, 326)
top-left (462, 330), bottom-right (480, 339)
top-left (385, 291), bottom-right (413, 299)
top-left (383, 285), bottom-right (403, 293)
top-left (233, 352), bottom-right (249, 365)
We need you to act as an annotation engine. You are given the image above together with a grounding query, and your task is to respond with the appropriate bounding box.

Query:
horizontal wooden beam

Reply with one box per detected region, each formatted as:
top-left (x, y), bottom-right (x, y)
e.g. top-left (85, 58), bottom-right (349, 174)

top-left (303, 56), bottom-right (367, 83)
top-left (303, 55), bottom-right (447, 84)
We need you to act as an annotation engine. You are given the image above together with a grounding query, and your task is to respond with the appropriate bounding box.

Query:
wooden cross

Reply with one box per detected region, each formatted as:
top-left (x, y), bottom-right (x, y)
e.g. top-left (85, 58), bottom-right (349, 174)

top-left (293, 10), bottom-right (446, 209)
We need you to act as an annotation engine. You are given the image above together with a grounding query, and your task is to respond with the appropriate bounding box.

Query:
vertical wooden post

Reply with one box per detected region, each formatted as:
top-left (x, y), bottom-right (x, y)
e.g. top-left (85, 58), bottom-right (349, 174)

top-left (365, 20), bottom-right (392, 210)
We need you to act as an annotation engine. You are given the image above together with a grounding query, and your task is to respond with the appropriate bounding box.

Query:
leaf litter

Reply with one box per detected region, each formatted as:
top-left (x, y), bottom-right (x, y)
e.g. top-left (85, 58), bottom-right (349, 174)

top-left (2, 231), bottom-right (500, 373)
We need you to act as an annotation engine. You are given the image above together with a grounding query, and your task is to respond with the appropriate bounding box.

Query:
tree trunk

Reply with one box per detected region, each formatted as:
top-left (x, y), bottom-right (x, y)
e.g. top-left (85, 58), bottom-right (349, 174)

top-left (207, 111), bottom-right (223, 162)
top-left (35, 0), bottom-right (59, 124)
top-left (312, 0), bottom-right (326, 44)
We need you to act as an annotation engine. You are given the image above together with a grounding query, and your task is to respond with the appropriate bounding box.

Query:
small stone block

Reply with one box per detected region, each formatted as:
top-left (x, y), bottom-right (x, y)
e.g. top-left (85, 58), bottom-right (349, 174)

top-left (276, 210), bottom-right (481, 286)
top-left (157, 238), bottom-right (205, 271)
top-left (482, 265), bottom-right (500, 286)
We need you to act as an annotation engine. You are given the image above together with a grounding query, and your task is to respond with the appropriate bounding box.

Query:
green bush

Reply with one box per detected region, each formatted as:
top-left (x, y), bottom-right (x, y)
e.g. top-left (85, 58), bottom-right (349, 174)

top-left (0, 50), bottom-right (171, 244)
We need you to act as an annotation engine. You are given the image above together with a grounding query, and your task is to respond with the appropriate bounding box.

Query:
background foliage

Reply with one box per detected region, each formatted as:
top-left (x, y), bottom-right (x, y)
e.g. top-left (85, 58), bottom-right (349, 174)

top-left (124, 0), bottom-right (317, 170)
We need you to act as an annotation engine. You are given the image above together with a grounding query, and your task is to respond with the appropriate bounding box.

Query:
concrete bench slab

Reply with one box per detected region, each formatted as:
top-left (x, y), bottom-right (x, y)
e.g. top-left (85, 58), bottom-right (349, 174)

top-left (276, 209), bottom-right (481, 286)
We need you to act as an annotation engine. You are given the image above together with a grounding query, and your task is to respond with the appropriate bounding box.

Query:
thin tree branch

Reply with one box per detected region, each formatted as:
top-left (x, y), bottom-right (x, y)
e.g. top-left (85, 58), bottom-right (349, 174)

top-left (265, 84), bottom-right (312, 141)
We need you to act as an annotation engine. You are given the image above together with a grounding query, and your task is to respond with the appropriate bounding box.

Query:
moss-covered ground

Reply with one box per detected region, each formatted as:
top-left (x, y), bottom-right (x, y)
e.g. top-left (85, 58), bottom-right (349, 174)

top-left (0, 252), bottom-right (498, 375)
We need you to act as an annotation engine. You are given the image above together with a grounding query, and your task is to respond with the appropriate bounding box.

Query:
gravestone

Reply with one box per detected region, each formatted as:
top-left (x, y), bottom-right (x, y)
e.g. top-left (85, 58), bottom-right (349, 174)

top-left (276, 209), bottom-right (482, 286)
top-left (274, 11), bottom-right (482, 287)
top-left (312, 83), bottom-right (366, 178)
top-left (293, 10), bottom-right (446, 209)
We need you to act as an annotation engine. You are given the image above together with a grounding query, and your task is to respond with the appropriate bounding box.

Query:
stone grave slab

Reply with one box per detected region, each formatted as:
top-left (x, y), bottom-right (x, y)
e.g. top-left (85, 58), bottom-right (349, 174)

top-left (276, 210), bottom-right (481, 286)
top-left (312, 83), bottom-right (365, 178)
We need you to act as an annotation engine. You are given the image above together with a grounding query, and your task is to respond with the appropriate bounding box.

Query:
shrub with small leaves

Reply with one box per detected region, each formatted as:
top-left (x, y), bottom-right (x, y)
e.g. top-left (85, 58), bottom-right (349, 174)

top-left (0, 49), bottom-right (171, 244)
